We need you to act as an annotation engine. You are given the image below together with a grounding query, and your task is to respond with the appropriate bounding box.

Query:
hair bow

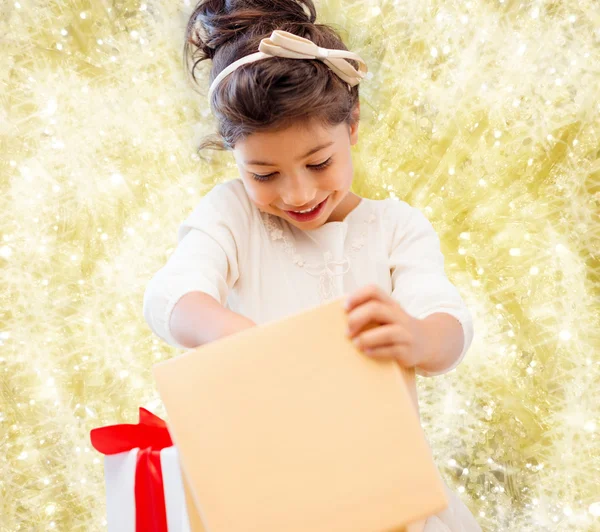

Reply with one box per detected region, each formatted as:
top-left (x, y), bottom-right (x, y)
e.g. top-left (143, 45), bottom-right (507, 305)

top-left (208, 30), bottom-right (368, 104)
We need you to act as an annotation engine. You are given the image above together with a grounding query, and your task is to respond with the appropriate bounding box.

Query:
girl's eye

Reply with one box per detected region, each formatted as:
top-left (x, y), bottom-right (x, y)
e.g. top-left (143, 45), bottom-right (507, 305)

top-left (251, 172), bottom-right (276, 182)
top-left (309, 157), bottom-right (333, 171)
top-left (251, 158), bottom-right (332, 182)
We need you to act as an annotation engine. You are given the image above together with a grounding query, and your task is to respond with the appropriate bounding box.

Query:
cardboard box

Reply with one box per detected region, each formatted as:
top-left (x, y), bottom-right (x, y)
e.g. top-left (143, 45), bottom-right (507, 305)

top-left (153, 298), bottom-right (448, 532)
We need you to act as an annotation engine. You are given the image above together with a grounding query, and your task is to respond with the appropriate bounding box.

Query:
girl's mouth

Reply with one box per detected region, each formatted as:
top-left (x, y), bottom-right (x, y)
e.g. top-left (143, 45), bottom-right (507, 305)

top-left (284, 197), bottom-right (329, 222)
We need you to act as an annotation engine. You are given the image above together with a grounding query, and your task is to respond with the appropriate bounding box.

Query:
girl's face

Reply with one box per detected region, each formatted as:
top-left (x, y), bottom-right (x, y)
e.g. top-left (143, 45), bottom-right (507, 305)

top-left (232, 115), bottom-right (360, 230)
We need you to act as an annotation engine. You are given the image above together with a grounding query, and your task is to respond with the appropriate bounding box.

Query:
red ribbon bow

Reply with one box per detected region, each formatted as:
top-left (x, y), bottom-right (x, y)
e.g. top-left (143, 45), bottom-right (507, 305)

top-left (91, 408), bottom-right (174, 532)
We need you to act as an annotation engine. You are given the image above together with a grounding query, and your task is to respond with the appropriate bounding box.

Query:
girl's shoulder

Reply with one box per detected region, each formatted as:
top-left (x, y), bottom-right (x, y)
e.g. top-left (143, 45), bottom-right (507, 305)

top-left (367, 195), bottom-right (421, 227)
top-left (367, 196), bottom-right (437, 244)
top-left (202, 177), bottom-right (254, 212)
top-left (177, 178), bottom-right (257, 242)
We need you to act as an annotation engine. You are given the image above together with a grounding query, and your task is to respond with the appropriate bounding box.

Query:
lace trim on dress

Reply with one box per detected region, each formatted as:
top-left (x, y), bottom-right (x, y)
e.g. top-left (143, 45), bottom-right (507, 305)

top-left (261, 209), bottom-right (377, 302)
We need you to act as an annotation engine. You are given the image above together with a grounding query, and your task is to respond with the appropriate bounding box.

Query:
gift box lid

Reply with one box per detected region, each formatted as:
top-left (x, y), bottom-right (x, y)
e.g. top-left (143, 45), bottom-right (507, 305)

top-left (153, 298), bottom-right (448, 532)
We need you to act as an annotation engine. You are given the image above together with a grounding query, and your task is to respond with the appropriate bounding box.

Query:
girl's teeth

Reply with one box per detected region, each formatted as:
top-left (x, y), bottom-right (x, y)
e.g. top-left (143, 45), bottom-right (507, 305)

top-left (295, 205), bottom-right (316, 214)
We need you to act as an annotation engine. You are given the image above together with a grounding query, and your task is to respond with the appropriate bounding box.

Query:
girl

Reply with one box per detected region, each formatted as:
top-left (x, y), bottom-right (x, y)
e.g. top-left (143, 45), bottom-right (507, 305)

top-left (143, 1), bottom-right (480, 530)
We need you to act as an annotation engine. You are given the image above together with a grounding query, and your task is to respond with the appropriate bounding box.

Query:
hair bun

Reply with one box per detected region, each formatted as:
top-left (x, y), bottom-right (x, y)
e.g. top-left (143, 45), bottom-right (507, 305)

top-left (188, 0), bottom-right (316, 60)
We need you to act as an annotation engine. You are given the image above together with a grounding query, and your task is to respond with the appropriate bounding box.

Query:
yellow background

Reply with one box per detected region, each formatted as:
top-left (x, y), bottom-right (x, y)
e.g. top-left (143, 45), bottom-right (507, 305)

top-left (1, 0), bottom-right (599, 530)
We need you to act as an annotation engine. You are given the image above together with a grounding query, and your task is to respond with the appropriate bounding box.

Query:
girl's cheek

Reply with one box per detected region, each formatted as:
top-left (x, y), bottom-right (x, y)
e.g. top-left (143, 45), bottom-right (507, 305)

top-left (261, 185), bottom-right (278, 203)
top-left (324, 169), bottom-right (352, 189)
top-left (249, 184), bottom-right (277, 208)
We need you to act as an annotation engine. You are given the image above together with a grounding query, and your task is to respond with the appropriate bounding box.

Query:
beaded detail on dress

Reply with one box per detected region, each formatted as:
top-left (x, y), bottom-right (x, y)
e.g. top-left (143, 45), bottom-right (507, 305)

top-left (261, 207), bottom-right (377, 302)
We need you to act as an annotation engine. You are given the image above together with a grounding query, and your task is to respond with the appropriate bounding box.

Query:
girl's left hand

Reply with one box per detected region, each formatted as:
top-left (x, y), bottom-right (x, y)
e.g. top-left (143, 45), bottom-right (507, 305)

top-left (344, 284), bottom-right (430, 369)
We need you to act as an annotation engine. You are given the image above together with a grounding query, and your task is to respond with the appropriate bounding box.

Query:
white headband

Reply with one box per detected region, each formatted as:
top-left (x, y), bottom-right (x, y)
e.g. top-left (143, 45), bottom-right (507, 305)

top-left (207, 30), bottom-right (368, 104)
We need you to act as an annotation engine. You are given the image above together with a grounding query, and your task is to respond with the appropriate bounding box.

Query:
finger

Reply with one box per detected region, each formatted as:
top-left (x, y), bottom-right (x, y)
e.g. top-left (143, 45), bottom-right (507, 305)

top-left (345, 284), bottom-right (389, 312)
top-left (347, 301), bottom-right (396, 337)
top-left (362, 345), bottom-right (402, 361)
top-left (354, 324), bottom-right (406, 350)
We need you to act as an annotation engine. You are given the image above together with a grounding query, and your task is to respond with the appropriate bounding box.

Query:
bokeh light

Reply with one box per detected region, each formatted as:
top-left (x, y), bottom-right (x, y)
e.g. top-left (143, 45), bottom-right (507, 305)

top-left (1, 0), bottom-right (599, 530)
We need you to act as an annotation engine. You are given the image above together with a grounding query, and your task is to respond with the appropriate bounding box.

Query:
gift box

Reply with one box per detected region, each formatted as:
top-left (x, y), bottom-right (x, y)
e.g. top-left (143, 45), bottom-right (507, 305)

top-left (152, 298), bottom-right (448, 532)
top-left (91, 407), bottom-right (205, 532)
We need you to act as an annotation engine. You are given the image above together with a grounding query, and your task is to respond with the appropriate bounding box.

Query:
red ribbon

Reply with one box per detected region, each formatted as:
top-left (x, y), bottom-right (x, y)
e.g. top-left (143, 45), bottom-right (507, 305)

top-left (91, 408), bottom-right (174, 532)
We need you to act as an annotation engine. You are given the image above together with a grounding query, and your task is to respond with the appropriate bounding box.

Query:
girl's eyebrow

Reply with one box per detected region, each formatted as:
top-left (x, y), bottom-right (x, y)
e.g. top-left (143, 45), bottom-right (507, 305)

top-left (245, 141), bottom-right (334, 166)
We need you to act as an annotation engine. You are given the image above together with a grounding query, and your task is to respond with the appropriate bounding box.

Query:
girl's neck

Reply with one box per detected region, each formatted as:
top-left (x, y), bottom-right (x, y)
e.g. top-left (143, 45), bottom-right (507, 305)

top-left (326, 192), bottom-right (363, 223)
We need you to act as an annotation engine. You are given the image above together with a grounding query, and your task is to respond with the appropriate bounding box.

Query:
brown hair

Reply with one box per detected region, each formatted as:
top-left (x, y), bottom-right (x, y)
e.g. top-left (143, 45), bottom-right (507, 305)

top-left (184, 0), bottom-right (360, 151)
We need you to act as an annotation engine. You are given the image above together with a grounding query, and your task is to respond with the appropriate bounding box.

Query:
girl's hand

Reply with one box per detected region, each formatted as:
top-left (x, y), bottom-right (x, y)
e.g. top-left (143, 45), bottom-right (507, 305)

top-left (344, 284), bottom-right (430, 369)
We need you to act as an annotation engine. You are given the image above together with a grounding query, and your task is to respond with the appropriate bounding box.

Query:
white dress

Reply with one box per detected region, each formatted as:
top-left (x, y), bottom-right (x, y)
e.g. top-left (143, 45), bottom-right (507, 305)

top-left (143, 178), bottom-right (481, 531)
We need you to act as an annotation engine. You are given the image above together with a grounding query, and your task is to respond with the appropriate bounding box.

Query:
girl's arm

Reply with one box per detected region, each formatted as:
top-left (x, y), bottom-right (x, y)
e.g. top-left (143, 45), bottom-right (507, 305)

top-left (170, 291), bottom-right (256, 348)
top-left (388, 203), bottom-right (474, 377)
top-left (143, 180), bottom-right (254, 349)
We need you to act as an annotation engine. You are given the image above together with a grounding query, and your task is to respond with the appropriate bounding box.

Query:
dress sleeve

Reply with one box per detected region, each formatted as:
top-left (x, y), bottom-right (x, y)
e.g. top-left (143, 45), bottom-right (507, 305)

top-left (143, 180), bottom-right (251, 348)
top-left (387, 201), bottom-right (474, 377)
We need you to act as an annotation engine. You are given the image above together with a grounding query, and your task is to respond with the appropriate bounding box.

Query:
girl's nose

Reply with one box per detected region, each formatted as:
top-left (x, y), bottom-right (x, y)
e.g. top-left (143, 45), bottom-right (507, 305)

top-left (282, 192), bottom-right (316, 209)
top-left (280, 179), bottom-right (316, 209)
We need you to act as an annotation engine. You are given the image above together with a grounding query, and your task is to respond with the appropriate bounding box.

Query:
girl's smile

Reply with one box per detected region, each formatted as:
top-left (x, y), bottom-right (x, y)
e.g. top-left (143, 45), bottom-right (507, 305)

top-left (283, 195), bottom-right (329, 223)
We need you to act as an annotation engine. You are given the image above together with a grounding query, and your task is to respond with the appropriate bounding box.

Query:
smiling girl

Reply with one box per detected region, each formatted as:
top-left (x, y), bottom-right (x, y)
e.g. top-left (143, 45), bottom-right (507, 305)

top-left (143, 1), bottom-right (480, 529)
